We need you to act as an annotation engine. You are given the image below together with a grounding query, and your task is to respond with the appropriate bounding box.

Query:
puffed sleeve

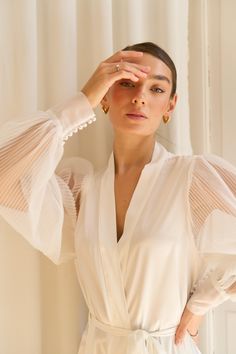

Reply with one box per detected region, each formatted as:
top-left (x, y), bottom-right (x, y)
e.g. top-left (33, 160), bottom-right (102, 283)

top-left (186, 154), bottom-right (236, 315)
top-left (0, 92), bottom-right (95, 264)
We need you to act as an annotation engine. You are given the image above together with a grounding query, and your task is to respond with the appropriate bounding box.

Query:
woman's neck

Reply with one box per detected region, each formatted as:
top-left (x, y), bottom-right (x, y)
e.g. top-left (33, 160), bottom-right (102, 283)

top-left (113, 133), bottom-right (156, 174)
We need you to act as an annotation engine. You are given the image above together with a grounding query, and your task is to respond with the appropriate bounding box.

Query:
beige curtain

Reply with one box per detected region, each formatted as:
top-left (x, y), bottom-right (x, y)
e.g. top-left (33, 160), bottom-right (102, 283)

top-left (0, 1), bottom-right (191, 353)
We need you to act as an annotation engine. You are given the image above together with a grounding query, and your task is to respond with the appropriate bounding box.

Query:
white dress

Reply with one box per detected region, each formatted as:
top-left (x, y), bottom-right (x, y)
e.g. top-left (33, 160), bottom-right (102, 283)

top-left (0, 92), bottom-right (236, 354)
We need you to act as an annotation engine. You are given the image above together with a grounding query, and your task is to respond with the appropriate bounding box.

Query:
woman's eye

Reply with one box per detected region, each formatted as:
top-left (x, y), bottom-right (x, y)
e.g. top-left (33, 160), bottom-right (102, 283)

top-left (151, 87), bottom-right (164, 93)
top-left (120, 81), bottom-right (134, 87)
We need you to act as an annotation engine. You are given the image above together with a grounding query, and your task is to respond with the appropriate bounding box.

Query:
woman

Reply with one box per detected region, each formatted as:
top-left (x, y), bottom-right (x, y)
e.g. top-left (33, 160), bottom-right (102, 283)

top-left (0, 42), bottom-right (236, 354)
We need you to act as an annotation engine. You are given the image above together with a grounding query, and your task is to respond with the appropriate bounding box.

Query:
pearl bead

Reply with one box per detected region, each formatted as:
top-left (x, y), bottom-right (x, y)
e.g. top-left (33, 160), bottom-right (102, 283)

top-left (64, 116), bottom-right (96, 140)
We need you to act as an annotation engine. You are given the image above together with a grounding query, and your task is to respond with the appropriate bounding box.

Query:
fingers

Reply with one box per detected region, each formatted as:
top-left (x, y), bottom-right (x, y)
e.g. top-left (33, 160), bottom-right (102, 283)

top-left (115, 61), bottom-right (150, 75)
top-left (105, 50), bottom-right (144, 63)
top-left (101, 60), bottom-right (150, 75)
top-left (106, 62), bottom-right (150, 78)
top-left (175, 308), bottom-right (195, 346)
top-left (104, 50), bottom-right (151, 78)
top-left (81, 51), bottom-right (151, 109)
top-left (109, 70), bottom-right (140, 84)
top-left (175, 325), bottom-right (188, 346)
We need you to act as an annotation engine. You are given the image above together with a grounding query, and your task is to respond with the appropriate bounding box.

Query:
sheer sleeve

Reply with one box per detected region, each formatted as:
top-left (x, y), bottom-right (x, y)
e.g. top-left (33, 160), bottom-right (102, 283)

top-left (0, 92), bottom-right (95, 264)
top-left (186, 155), bottom-right (236, 315)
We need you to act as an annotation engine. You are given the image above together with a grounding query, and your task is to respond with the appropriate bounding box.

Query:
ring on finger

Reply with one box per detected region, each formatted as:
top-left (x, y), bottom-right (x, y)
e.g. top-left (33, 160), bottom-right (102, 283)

top-left (187, 330), bottom-right (199, 338)
top-left (115, 64), bottom-right (120, 72)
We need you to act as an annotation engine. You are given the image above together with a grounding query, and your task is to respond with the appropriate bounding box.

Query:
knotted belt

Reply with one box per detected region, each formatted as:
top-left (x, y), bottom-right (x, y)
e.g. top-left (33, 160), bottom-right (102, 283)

top-left (87, 313), bottom-right (177, 354)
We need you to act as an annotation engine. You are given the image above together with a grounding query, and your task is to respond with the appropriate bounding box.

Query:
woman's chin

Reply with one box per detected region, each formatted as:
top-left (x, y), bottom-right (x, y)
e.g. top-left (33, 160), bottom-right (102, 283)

top-left (113, 125), bottom-right (154, 137)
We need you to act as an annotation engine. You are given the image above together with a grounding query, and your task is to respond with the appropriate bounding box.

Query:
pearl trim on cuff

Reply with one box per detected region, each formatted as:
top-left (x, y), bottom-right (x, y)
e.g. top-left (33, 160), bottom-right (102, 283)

top-left (62, 116), bottom-right (96, 143)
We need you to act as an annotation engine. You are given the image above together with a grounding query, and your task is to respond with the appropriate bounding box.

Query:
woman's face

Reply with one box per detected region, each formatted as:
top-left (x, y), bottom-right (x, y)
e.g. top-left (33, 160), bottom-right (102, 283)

top-left (103, 53), bottom-right (177, 136)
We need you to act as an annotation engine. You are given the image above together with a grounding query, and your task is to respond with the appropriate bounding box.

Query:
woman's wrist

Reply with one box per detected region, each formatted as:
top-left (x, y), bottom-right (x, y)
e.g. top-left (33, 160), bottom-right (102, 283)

top-left (81, 88), bottom-right (96, 109)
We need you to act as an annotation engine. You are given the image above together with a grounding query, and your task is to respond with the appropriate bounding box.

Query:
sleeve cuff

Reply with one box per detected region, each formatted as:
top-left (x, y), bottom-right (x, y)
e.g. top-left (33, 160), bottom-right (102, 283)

top-left (186, 274), bottom-right (230, 316)
top-left (47, 91), bottom-right (96, 141)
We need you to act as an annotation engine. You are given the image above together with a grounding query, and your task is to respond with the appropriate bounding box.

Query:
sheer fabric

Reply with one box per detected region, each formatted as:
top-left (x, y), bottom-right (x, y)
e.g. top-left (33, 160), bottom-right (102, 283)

top-left (0, 92), bottom-right (95, 263)
top-left (0, 92), bottom-right (236, 353)
top-left (187, 155), bottom-right (236, 315)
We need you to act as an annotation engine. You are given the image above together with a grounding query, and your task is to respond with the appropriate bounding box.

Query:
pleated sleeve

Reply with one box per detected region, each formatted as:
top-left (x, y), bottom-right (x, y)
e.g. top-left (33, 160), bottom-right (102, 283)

top-left (0, 92), bottom-right (95, 264)
top-left (186, 155), bottom-right (236, 315)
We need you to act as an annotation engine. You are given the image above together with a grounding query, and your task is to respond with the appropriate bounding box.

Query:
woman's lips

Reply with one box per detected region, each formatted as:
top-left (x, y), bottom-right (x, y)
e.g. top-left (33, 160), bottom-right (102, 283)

top-left (126, 113), bottom-right (147, 120)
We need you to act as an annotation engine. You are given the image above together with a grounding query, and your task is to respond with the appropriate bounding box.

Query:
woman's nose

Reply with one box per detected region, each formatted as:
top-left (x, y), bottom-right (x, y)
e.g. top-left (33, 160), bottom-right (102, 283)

top-left (131, 96), bottom-right (145, 105)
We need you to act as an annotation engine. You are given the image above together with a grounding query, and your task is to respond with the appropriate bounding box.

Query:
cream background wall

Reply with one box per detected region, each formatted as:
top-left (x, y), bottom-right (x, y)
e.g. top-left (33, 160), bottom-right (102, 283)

top-left (219, 0), bottom-right (236, 165)
top-left (189, 1), bottom-right (236, 353)
top-left (0, 0), bottom-right (235, 353)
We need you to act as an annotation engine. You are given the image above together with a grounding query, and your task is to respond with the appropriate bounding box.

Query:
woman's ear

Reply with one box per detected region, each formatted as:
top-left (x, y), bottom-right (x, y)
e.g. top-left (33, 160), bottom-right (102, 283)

top-left (167, 94), bottom-right (178, 114)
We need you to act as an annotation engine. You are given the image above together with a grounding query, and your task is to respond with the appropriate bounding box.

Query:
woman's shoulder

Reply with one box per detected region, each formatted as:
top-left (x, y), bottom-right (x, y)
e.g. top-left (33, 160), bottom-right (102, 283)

top-left (162, 146), bottom-right (236, 189)
top-left (171, 152), bottom-right (236, 192)
top-left (165, 146), bottom-right (236, 172)
top-left (187, 152), bottom-right (236, 176)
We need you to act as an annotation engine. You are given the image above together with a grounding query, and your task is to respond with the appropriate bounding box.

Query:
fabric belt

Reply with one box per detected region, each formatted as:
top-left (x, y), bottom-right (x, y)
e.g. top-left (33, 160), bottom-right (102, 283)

top-left (88, 313), bottom-right (178, 354)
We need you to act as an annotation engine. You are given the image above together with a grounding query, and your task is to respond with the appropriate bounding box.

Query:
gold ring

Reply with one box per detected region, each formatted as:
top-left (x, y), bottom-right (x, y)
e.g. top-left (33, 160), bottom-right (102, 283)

top-left (187, 330), bottom-right (199, 337)
top-left (115, 64), bottom-right (120, 72)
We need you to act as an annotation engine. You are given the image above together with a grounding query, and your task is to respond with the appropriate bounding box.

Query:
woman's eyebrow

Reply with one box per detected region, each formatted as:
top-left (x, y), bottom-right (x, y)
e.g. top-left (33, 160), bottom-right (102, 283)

top-left (148, 74), bottom-right (171, 85)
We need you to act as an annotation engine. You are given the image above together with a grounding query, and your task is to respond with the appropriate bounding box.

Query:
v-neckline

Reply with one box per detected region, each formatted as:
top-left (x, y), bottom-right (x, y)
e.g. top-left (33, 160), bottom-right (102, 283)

top-left (111, 142), bottom-right (161, 246)
top-left (98, 142), bottom-right (170, 252)
top-left (115, 174), bottom-right (140, 245)
top-left (96, 142), bottom-right (170, 323)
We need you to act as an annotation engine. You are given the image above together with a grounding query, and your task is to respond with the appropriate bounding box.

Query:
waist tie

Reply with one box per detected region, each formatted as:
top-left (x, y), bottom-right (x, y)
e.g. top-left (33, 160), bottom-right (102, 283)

top-left (88, 313), bottom-right (177, 354)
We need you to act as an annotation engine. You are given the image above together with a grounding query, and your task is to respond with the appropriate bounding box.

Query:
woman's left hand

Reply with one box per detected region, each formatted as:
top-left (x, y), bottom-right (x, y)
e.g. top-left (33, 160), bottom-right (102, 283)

top-left (175, 306), bottom-right (203, 345)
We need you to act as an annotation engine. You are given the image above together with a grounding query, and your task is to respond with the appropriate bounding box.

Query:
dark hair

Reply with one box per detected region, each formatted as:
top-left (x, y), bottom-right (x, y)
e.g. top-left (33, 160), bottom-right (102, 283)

top-left (122, 42), bottom-right (177, 98)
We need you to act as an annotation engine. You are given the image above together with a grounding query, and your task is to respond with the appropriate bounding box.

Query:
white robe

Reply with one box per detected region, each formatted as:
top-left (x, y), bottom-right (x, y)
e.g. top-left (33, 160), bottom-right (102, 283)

top-left (0, 92), bottom-right (236, 354)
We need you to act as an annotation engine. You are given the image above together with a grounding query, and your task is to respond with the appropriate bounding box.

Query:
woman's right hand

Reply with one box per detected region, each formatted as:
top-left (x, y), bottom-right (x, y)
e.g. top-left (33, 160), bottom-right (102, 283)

top-left (81, 50), bottom-right (151, 109)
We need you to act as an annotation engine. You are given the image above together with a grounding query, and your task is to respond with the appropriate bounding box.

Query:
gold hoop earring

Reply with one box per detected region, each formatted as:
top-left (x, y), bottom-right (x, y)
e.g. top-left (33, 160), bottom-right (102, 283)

top-left (102, 105), bottom-right (109, 114)
top-left (163, 115), bottom-right (171, 124)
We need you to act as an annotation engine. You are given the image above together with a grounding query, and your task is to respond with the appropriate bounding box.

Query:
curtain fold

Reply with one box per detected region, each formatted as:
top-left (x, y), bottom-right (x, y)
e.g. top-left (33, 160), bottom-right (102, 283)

top-left (0, 1), bottom-right (191, 353)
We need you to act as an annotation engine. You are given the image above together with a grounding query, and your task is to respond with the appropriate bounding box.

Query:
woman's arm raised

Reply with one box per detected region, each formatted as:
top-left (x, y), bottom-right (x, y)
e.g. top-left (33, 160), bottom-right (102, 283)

top-left (0, 50), bottom-right (150, 263)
